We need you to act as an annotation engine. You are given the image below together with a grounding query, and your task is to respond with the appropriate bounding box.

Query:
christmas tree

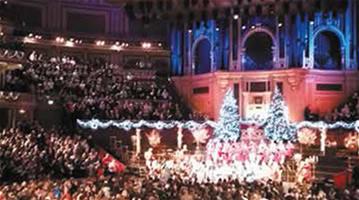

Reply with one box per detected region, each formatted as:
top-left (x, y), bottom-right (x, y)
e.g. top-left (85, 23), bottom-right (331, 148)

top-left (264, 87), bottom-right (296, 141)
top-left (213, 89), bottom-right (241, 141)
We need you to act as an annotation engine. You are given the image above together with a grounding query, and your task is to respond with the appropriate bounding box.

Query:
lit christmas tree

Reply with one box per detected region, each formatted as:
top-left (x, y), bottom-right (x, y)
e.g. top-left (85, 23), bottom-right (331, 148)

top-left (213, 89), bottom-right (241, 141)
top-left (264, 87), bottom-right (296, 141)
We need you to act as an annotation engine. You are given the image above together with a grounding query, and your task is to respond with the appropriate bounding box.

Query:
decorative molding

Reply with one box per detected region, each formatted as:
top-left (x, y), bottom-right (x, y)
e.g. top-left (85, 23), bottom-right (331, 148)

top-left (287, 76), bottom-right (303, 91)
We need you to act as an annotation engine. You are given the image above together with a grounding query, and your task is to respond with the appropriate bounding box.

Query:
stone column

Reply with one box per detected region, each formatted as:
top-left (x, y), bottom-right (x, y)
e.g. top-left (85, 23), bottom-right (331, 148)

top-left (236, 18), bottom-right (242, 71)
top-left (188, 23), bottom-right (193, 75)
top-left (170, 25), bottom-right (179, 75)
top-left (353, 0), bottom-right (358, 69)
top-left (183, 23), bottom-right (188, 76)
top-left (228, 18), bottom-right (234, 71)
top-left (308, 18), bottom-right (315, 69)
top-left (275, 16), bottom-right (280, 69)
top-left (210, 20), bottom-right (216, 72)
top-left (344, 0), bottom-right (351, 70)
top-left (284, 15), bottom-right (290, 68)
top-left (177, 29), bottom-right (183, 75)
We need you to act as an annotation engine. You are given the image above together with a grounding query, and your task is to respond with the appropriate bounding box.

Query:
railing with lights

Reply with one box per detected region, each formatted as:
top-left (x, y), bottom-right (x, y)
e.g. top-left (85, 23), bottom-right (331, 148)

top-left (18, 32), bottom-right (168, 52)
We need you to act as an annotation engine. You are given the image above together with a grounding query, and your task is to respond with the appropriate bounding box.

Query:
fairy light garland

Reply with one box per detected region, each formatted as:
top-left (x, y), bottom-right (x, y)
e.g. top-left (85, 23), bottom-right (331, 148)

top-left (77, 119), bottom-right (217, 131)
top-left (77, 119), bottom-right (359, 132)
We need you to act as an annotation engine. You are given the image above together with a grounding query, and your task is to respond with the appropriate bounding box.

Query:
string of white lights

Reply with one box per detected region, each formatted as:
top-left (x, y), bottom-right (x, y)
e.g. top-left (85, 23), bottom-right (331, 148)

top-left (77, 119), bottom-right (359, 132)
top-left (296, 120), bottom-right (359, 132)
top-left (76, 119), bottom-right (217, 131)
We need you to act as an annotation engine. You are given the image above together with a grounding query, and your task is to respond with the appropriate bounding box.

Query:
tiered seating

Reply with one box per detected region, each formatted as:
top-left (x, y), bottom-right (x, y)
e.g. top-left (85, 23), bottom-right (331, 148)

top-left (2, 51), bottom-right (190, 121)
top-left (0, 122), bottom-right (101, 183)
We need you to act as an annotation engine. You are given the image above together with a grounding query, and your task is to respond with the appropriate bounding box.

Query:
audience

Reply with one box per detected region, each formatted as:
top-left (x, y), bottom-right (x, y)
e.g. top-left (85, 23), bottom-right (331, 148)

top-left (0, 121), bottom-right (357, 199)
top-left (0, 47), bottom-right (358, 199)
top-left (3, 51), bottom-right (191, 120)
top-left (324, 92), bottom-right (359, 122)
top-left (0, 174), bottom-right (358, 199)
top-left (305, 92), bottom-right (359, 122)
top-left (0, 122), bottom-right (101, 183)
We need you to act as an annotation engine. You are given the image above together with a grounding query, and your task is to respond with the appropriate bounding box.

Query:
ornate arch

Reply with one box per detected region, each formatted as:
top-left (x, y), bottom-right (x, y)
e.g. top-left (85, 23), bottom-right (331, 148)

top-left (241, 27), bottom-right (277, 48)
top-left (241, 27), bottom-right (278, 70)
top-left (312, 25), bottom-right (346, 48)
top-left (191, 36), bottom-right (213, 75)
top-left (310, 25), bottom-right (347, 69)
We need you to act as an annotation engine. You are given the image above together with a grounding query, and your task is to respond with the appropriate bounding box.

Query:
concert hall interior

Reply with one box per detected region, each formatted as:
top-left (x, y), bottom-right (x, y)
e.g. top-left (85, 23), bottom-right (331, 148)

top-left (0, 0), bottom-right (358, 199)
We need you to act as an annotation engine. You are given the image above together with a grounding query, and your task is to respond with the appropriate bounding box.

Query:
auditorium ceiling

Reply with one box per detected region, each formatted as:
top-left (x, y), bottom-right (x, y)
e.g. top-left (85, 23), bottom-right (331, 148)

top-left (108, 0), bottom-right (347, 22)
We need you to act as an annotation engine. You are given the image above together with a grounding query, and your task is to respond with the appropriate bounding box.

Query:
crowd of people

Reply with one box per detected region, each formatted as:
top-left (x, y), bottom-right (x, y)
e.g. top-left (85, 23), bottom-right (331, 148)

top-left (0, 122), bottom-right (101, 183)
top-left (324, 92), bottom-right (359, 122)
top-left (3, 51), bottom-right (191, 121)
top-left (305, 92), bottom-right (359, 122)
top-left (1, 50), bottom-right (358, 198)
top-left (0, 173), bottom-right (358, 199)
top-left (0, 121), bottom-right (358, 199)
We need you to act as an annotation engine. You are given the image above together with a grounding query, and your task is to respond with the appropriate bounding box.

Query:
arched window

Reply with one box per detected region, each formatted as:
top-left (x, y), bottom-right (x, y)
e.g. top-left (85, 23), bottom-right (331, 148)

top-left (194, 38), bottom-right (211, 74)
top-left (314, 31), bottom-right (342, 70)
top-left (243, 32), bottom-right (274, 71)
